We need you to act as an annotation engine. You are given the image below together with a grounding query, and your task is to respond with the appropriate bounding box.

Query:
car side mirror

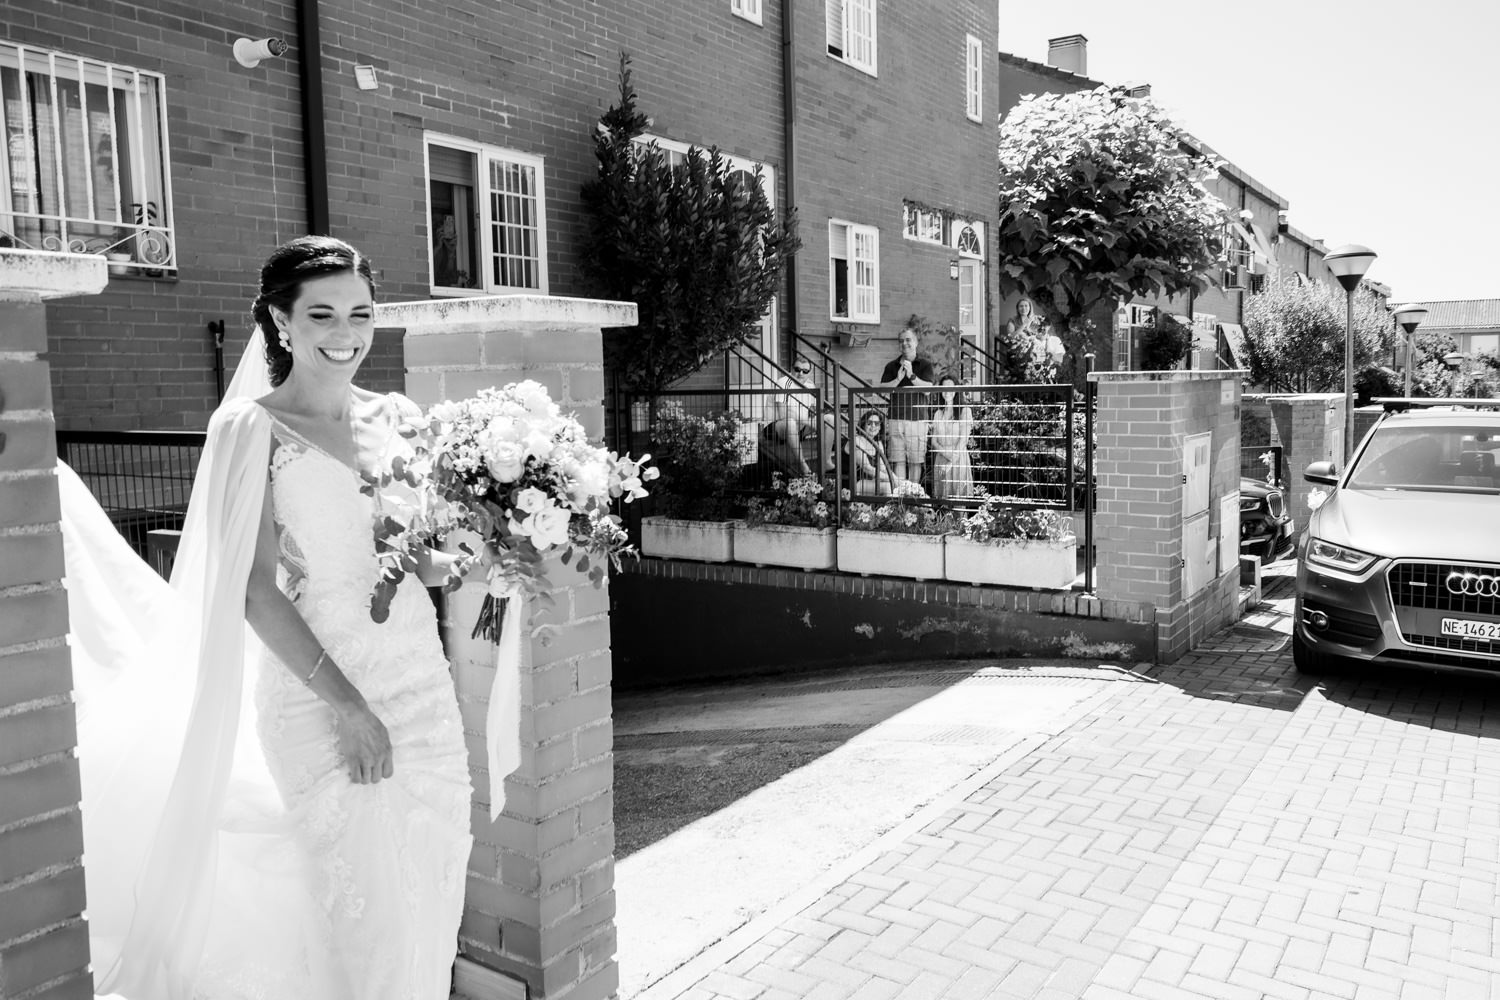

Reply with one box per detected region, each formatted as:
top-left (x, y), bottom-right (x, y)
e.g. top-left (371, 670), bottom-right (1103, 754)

top-left (1304, 460), bottom-right (1338, 486)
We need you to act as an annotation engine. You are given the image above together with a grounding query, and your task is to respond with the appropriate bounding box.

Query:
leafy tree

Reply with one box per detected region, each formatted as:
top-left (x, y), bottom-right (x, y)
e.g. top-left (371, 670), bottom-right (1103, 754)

top-left (1408, 332), bottom-right (1500, 398)
top-left (580, 54), bottom-right (800, 393)
top-left (1240, 278), bottom-right (1392, 392)
top-left (996, 86), bottom-right (1228, 386)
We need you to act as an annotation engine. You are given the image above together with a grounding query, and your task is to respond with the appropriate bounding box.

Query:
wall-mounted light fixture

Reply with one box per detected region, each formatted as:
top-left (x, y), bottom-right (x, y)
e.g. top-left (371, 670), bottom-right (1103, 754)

top-left (948, 258), bottom-right (960, 280)
top-left (233, 37), bottom-right (289, 69)
top-left (354, 65), bottom-right (379, 91)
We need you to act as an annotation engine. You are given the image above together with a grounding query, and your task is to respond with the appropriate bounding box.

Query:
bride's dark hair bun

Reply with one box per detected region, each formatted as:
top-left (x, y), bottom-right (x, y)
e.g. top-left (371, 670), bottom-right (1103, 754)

top-left (251, 236), bottom-right (377, 387)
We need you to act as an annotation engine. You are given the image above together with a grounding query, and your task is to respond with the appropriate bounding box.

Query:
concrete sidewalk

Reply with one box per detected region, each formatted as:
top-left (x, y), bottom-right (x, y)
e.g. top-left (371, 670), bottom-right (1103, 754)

top-left (614, 566), bottom-right (1500, 999)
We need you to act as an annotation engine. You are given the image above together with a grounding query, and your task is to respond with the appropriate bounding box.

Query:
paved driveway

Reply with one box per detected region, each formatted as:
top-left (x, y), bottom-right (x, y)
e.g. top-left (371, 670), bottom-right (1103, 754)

top-left (615, 566), bottom-right (1500, 1000)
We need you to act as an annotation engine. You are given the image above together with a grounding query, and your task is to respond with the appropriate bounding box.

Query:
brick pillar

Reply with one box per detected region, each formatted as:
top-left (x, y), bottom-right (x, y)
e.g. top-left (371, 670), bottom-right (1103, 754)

top-left (378, 295), bottom-right (637, 1000)
top-left (1267, 393), bottom-right (1344, 530)
top-left (0, 251), bottom-right (106, 999)
top-left (1091, 370), bottom-right (1243, 662)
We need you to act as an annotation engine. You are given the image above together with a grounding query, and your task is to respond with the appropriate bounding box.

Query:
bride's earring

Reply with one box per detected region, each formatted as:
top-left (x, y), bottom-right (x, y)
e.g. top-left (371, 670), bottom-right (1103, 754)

top-left (277, 328), bottom-right (291, 351)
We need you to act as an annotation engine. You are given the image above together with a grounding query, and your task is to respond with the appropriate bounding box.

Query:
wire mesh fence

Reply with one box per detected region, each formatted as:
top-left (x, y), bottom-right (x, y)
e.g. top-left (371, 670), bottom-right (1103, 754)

top-left (57, 430), bottom-right (206, 560)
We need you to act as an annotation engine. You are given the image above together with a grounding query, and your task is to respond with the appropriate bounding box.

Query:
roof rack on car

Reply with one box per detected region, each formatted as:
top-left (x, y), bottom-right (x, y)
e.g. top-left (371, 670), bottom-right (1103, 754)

top-left (1374, 397), bottom-right (1500, 414)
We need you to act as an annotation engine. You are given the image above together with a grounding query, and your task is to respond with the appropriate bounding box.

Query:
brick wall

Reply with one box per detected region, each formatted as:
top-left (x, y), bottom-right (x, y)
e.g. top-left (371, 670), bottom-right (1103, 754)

top-left (1268, 393), bottom-right (1345, 529)
top-left (382, 293), bottom-right (634, 1000)
top-left (1092, 370), bottom-right (1243, 662)
top-left (0, 252), bottom-right (105, 1000)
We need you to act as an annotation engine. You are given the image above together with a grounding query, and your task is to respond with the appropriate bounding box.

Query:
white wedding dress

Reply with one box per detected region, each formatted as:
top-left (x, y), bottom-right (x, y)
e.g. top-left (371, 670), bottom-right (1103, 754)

top-left (67, 389), bottom-right (475, 999)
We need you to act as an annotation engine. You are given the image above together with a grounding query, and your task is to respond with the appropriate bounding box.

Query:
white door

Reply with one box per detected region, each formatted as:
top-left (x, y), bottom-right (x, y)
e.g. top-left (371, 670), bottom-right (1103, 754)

top-left (958, 259), bottom-right (982, 342)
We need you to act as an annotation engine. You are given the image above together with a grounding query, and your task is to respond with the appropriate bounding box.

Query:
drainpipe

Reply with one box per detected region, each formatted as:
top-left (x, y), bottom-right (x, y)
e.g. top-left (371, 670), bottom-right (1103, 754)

top-left (780, 0), bottom-right (798, 366)
top-left (297, 0), bottom-right (330, 235)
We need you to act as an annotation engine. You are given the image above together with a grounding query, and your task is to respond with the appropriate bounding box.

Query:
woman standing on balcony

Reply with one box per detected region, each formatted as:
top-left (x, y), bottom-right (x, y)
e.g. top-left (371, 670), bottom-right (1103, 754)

top-left (928, 374), bottom-right (974, 500)
top-left (65, 236), bottom-right (491, 999)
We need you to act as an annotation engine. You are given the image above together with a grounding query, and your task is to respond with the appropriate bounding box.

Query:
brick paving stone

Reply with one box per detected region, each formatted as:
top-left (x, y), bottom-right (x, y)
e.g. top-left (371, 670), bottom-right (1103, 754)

top-left (634, 567), bottom-right (1500, 1000)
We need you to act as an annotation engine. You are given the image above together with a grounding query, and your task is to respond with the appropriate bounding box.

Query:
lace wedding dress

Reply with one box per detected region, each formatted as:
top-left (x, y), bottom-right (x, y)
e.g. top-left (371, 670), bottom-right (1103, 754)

top-left (70, 393), bottom-right (474, 1000)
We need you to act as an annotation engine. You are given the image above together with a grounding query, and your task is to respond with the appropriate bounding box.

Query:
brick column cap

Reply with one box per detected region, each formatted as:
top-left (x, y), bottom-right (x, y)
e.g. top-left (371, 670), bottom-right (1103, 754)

top-left (0, 250), bottom-right (108, 301)
top-left (1088, 369), bottom-right (1247, 384)
top-left (378, 295), bottom-right (639, 336)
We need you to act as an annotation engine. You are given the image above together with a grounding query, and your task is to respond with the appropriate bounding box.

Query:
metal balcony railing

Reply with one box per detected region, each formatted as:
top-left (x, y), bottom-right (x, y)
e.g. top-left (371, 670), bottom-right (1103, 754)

top-left (0, 42), bottom-right (176, 272)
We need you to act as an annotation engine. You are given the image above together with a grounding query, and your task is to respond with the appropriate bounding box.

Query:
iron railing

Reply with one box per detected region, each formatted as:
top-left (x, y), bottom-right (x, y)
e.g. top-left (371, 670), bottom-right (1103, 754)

top-left (0, 42), bottom-right (177, 272)
top-left (57, 430), bottom-right (204, 559)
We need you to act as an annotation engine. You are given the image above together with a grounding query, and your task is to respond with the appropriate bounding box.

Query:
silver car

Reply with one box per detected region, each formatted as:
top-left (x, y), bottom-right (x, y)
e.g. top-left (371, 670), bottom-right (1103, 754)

top-left (1294, 401), bottom-right (1500, 676)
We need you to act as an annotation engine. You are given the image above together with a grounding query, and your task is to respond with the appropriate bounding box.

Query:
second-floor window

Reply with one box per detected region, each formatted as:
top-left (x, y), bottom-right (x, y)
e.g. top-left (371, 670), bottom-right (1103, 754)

top-left (830, 220), bottom-right (879, 323)
top-left (965, 34), bottom-right (983, 122)
top-left (730, 0), bottom-right (762, 25)
top-left (1, 42), bottom-right (175, 272)
top-left (425, 135), bottom-right (548, 295)
top-left (826, 0), bottom-right (877, 76)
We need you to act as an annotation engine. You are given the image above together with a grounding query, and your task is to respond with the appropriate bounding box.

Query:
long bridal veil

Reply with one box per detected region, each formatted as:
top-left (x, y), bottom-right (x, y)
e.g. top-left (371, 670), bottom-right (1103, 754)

top-left (66, 328), bottom-right (323, 999)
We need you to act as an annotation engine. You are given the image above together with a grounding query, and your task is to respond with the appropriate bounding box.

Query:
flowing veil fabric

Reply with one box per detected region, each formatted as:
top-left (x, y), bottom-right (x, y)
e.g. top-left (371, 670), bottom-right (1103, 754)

top-left (69, 330), bottom-right (289, 998)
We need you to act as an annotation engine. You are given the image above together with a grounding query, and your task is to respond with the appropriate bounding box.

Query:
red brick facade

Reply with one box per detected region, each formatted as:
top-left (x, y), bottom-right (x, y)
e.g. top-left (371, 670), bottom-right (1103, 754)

top-left (5, 0), bottom-right (998, 429)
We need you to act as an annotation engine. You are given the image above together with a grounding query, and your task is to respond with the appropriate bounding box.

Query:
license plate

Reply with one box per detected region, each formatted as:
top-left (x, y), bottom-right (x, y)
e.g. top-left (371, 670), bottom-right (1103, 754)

top-left (1441, 618), bottom-right (1500, 641)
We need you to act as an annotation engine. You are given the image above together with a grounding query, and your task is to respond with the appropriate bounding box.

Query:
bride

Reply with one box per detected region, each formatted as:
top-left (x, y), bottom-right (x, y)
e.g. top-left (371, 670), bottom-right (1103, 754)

top-left (67, 236), bottom-right (496, 999)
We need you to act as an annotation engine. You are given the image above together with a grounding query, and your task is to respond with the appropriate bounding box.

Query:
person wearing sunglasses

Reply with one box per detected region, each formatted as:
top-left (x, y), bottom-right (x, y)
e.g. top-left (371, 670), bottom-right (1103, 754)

top-left (762, 354), bottom-right (832, 479)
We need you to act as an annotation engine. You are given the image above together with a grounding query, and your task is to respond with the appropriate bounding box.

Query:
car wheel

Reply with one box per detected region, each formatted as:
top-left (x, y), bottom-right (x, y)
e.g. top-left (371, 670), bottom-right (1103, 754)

top-left (1292, 631), bottom-right (1346, 676)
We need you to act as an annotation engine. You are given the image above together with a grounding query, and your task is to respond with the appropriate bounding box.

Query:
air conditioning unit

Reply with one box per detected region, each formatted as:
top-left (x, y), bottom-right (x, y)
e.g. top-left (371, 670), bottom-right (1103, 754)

top-left (1223, 265), bottom-right (1245, 291)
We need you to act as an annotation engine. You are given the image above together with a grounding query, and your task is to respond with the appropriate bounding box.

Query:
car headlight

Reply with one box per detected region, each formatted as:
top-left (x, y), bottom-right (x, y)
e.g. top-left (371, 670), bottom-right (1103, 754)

top-left (1306, 538), bottom-right (1377, 574)
top-left (1239, 496), bottom-right (1261, 512)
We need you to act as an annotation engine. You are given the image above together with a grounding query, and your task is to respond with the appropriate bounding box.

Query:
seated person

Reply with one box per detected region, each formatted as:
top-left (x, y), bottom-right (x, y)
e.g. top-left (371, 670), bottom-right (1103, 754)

top-left (847, 409), bottom-right (912, 497)
top-left (761, 405), bottom-right (836, 480)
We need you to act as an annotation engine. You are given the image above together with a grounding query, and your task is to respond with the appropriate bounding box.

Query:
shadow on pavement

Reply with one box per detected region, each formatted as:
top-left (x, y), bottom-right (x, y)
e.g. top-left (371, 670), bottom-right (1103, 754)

top-left (1137, 561), bottom-right (1315, 713)
top-left (612, 662), bottom-right (978, 859)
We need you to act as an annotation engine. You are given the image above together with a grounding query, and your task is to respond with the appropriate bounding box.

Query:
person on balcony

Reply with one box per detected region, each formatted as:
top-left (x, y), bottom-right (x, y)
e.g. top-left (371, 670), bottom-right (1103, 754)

top-left (761, 354), bottom-right (833, 480)
top-left (63, 236), bottom-right (494, 999)
top-left (879, 327), bottom-right (934, 482)
top-left (849, 409), bottom-right (900, 496)
top-left (929, 374), bottom-right (974, 500)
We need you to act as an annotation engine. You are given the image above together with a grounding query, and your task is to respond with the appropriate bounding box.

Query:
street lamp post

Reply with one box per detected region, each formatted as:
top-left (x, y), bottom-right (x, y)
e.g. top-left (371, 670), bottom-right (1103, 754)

top-left (1393, 303), bottom-right (1429, 399)
top-left (1443, 351), bottom-right (1469, 398)
top-left (1323, 245), bottom-right (1378, 463)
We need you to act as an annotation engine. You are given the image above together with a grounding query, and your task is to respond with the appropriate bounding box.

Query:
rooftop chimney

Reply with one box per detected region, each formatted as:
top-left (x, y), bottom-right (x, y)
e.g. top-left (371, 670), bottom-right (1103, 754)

top-left (1123, 82), bottom-right (1151, 98)
top-left (1047, 34), bottom-right (1087, 76)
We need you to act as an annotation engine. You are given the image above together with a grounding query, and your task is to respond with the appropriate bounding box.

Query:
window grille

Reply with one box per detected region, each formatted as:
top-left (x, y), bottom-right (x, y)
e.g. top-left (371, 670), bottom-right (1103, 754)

top-left (0, 42), bottom-right (175, 271)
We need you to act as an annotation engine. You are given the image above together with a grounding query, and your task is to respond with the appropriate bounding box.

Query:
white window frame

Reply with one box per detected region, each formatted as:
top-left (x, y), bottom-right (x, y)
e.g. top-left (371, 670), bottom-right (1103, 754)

top-left (965, 34), bottom-right (983, 122)
top-left (826, 0), bottom-right (878, 77)
top-left (0, 42), bottom-right (176, 271)
top-left (423, 134), bottom-right (548, 297)
top-left (902, 204), bottom-right (943, 245)
top-left (730, 0), bottom-right (763, 25)
top-left (829, 219), bottom-right (880, 325)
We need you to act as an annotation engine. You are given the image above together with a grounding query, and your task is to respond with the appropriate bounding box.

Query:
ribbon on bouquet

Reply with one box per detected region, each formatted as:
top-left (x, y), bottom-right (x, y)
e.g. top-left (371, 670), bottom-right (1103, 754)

top-left (485, 575), bottom-right (524, 821)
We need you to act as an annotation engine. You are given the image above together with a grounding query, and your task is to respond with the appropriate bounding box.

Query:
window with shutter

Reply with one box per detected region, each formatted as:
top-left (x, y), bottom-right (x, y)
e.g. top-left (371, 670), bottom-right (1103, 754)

top-left (826, 0), bottom-right (876, 75)
top-left (425, 134), bottom-right (548, 295)
top-left (830, 220), bottom-right (879, 323)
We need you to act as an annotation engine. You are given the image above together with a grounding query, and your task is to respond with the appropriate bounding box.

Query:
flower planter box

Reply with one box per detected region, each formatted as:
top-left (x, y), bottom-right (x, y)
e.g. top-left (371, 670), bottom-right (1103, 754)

top-left (732, 523), bottom-right (836, 571)
top-left (836, 529), bottom-right (945, 580)
top-left (943, 534), bottom-right (1077, 589)
top-left (640, 516), bottom-right (736, 563)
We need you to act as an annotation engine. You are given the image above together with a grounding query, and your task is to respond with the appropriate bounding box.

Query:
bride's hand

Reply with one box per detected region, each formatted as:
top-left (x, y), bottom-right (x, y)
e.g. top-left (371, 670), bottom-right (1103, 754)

top-left (336, 703), bottom-right (394, 784)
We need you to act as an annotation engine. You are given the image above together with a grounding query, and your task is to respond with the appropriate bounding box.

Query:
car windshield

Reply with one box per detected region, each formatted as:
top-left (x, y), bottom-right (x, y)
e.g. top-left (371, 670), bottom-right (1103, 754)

top-left (1346, 424), bottom-right (1500, 494)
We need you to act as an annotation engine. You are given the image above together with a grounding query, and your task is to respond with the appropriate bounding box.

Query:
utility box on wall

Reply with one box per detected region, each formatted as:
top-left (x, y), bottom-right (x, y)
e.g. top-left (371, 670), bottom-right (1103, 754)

top-left (1181, 431), bottom-right (1214, 598)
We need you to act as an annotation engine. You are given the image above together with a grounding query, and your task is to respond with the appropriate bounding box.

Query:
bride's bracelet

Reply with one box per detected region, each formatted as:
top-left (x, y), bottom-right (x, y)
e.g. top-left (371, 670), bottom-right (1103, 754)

top-left (305, 649), bottom-right (331, 685)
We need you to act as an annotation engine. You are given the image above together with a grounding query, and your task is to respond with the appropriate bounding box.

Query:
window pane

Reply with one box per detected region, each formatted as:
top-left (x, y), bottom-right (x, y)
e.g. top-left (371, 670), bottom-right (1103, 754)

top-left (488, 158), bottom-right (540, 290)
top-left (429, 145), bottom-right (478, 288)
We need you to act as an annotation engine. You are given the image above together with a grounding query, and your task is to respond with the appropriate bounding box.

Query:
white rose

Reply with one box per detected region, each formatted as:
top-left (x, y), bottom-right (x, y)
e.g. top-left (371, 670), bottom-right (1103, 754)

top-left (515, 380), bottom-right (557, 418)
top-left (514, 486), bottom-right (548, 514)
top-left (483, 414), bottom-right (522, 444)
top-left (528, 505), bottom-right (572, 550)
top-left (486, 441), bottom-right (526, 483)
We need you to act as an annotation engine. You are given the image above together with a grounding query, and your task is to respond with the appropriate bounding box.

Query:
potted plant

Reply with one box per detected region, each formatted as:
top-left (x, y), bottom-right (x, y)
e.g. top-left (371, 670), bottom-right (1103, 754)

top-left (639, 402), bottom-right (750, 562)
top-left (836, 483), bottom-right (953, 581)
top-left (943, 494), bottom-right (1077, 589)
top-left (735, 474), bottom-right (838, 570)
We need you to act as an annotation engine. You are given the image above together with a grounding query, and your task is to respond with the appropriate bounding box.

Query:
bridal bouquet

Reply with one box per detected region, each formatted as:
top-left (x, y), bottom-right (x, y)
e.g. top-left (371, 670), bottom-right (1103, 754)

top-left (368, 381), bottom-right (655, 642)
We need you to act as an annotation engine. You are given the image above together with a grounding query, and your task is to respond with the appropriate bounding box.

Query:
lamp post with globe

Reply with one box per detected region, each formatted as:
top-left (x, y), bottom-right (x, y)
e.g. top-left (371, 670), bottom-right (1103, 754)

top-left (1323, 245), bottom-right (1378, 462)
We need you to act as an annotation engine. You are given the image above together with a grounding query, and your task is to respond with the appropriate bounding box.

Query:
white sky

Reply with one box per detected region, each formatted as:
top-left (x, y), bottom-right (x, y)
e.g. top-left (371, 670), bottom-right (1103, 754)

top-left (996, 1), bottom-right (1500, 305)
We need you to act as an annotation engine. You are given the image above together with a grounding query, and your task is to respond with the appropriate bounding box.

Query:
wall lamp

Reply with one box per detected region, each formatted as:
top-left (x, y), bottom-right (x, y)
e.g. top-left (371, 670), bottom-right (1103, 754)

top-left (234, 37), bottom-right (289, 69)
top-left (948, 258), bottom-right (960, 280)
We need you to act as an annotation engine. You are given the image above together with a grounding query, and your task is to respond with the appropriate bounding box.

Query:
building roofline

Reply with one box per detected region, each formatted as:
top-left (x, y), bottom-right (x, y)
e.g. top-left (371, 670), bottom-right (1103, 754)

top-left (996, 49), bottom-right (1106, 90)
